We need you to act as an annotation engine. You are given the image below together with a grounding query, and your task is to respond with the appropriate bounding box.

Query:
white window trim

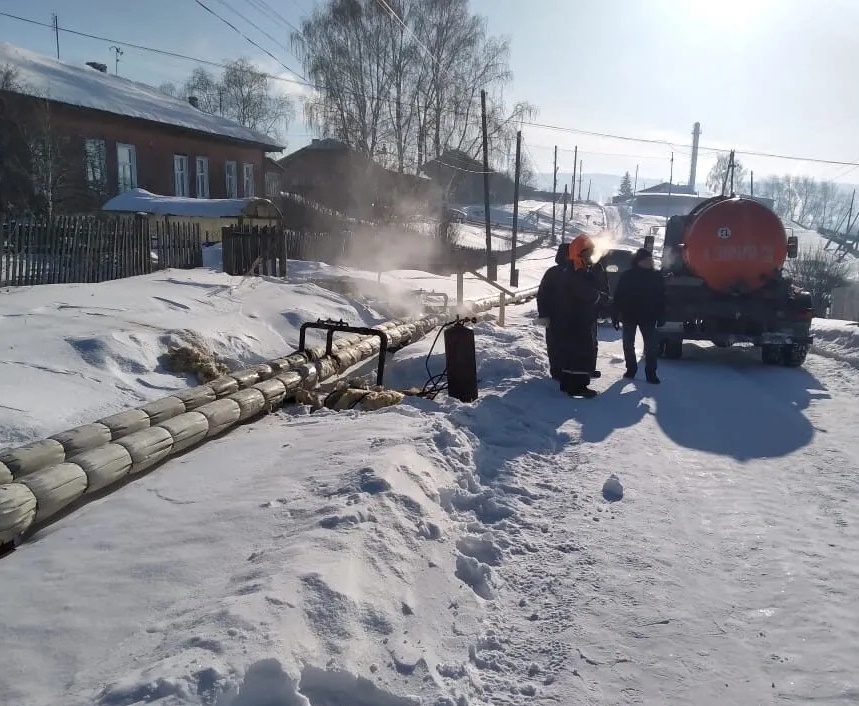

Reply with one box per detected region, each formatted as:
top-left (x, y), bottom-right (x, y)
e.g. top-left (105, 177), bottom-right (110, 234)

top-left (243, 162), bottom-right (255, 198)
top-left (196, 156), bottom-right (210, 199)
top-left (173, 154), bottom-right (189, 197)
top-left (225, 160), bottom-right (237, 199)
top-left (117, 143), bottom-right (137, 193)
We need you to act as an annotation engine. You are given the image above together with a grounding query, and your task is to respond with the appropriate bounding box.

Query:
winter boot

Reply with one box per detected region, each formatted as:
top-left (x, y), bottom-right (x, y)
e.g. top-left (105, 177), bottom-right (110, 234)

top-left (590, 370), bottom-right (602, 379)
top-left (646, 373), bottom-right (661, 384)
top-left (559, 369), bottom-right (591, 396)
top-left (623, 369), bottom-right (636, 379)
top-left (569, 386), bottom-right (598, 399)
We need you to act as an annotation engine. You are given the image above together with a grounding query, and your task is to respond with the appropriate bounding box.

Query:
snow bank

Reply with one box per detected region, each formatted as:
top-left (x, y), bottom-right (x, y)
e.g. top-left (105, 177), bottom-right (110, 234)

top-left (812, 318), bottom-right (859, 368)
top-left (0, 309), bottom-right (562, 706)
top-left (0, 249), bottom-right (556, 446)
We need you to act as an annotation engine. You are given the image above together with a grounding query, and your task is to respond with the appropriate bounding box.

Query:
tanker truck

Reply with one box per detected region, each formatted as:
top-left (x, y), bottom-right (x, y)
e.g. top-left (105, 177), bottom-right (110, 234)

top-left (654, 195), bottom-right (815, 367)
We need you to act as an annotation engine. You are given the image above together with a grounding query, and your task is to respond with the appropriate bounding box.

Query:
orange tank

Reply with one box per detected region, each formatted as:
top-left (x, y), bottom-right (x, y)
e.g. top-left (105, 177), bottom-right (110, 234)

top-left (682, 196), bottom-right (788, 294)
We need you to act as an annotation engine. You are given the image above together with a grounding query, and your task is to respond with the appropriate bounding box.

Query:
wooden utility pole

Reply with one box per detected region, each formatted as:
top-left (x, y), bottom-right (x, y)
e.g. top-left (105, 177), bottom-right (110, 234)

top-left (570, 145), bottom-right (577, 223)
top-left (586, 179), bottom-right (591, 202)
top-left (750, 171), bottom-right (754, 198)
top-left (633, 164), bottom-right (639, 194)
top-left (52, 14), bottom-right (60, 59)
top-left (551, 145), bottom-right (558, 244)
top-left (510, 131), bottom-right (522, 287)
top-left (666, 152), bottom-right (675, 220)
top-left (480, 90), bottom-right (496, 280)
top-left (561, 184), bottom-right (569, 237)
top-left (577, 159), bottom-right (583, 201)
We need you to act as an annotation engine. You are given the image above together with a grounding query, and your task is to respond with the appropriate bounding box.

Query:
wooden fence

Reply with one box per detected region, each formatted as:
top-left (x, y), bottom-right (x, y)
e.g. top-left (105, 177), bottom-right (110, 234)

top-left (221, 225), bottom-right (546, 278)
top-left (0, 216), bottom-right (202, 287)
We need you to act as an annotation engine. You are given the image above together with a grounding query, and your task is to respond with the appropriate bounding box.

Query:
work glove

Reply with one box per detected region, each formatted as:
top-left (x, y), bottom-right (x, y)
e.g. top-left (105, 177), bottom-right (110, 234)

top-left (612, 318), bottom-right (620, 331)
top-left (536, 317), bottom-right (550, 328)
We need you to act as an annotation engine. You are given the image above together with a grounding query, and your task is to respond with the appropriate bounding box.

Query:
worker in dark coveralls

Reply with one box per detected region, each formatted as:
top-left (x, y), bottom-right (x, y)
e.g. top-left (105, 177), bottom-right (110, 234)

top-left (536, 243), bottom-right (573, 379)
top-left (552, 235), bottom-right (608, 398)
top-left (612, 247), bottom-right (666, 384)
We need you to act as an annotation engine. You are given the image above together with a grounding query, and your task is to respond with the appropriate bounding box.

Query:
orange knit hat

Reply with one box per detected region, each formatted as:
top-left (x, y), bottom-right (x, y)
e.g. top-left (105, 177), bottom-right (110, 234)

top-left (568, 235), bottom-right (595, 270)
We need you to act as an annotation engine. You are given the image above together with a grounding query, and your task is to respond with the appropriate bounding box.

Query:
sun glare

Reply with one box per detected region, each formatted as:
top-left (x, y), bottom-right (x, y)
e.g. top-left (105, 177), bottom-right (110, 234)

top-left (682, 0), bottom-right (776, 30)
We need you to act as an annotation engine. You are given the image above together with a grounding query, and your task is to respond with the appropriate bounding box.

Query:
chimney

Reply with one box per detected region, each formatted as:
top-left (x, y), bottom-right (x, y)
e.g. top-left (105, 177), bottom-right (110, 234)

top-left (188, 96), bottom-right (200, 109)
top-left (86, 62), bottom-right (108, 74)
top-left (688, 121), bottom-right (701, 189)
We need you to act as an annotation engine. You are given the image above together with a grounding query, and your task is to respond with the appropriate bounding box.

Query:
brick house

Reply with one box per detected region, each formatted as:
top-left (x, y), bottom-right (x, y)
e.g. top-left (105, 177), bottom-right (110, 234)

top-left (276, 138), bottom-right (440, 219)
top-left (0, 42), bottom-right (282, 213)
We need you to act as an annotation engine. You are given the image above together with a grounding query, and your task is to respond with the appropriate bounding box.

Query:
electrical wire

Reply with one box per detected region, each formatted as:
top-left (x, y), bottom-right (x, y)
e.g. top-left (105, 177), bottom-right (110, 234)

top-left (2, 9), bottom-right (856, 171)
top-left (419, 323), bottom-right (451, 400)
top-left (417, 317), bottom-right (478, 400)
top-left (192, 0), bottom-right (305, 82)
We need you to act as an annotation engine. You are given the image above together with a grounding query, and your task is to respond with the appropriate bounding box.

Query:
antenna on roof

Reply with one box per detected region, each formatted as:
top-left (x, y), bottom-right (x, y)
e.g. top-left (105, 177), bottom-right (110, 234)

top-left (110, 45), bottom-right (123, 76)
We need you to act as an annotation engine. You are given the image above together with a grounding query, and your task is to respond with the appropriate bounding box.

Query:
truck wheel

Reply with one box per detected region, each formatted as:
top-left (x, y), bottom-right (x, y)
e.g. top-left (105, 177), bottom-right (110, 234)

top-left (761, 344), bottom-right (782, 365)
top-left (660, 339), bottom-right (683, 359)
top-left (781, 343), bottom-right (809, 368)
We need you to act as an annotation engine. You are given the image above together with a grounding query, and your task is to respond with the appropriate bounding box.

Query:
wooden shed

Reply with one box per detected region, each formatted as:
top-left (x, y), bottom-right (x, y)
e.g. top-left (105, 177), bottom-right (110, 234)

top-left (101, 188), bottom-right (282, 243)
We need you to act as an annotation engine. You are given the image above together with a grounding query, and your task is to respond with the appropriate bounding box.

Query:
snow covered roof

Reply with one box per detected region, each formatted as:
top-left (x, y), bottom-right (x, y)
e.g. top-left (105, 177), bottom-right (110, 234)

top-left (101, 189), bottom-right (282, 218)
top-left (0, 42), bottom-right (282, 151)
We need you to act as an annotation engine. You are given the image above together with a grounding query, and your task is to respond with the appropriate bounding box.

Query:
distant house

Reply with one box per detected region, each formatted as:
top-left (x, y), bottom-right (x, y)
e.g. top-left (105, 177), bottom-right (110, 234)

top-left (276, 138), bottom-right (440, 219)
top-left (636, 182), bottom-right (697, 196)
top-left (420, 149), bottom-right (516, 204)
top-left (0, 42), bottom-right (282, 213)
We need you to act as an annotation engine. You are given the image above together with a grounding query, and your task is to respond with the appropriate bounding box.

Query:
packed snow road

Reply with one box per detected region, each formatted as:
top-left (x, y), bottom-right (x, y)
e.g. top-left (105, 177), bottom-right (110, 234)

top-left (471, 317), bottom-right (859, 705)
top-left (0, 300), bottom-right (857, 705)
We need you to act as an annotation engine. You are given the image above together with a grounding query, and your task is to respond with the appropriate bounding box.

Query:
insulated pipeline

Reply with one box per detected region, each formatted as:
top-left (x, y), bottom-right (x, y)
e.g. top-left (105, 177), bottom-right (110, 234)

top-left (0, 286), bottom-right (538, 546)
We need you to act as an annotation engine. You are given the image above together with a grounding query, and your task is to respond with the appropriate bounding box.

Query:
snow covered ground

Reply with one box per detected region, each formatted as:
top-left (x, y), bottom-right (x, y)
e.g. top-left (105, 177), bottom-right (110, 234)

top-left (0, 248), bottom-right (558, 447)
top-left (1, 224), bottom-right (858, 705)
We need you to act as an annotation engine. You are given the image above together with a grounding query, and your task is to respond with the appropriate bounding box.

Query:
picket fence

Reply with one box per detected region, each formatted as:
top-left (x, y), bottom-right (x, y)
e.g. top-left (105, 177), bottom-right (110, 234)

top-left (0, 216), bottom-right (202, 287)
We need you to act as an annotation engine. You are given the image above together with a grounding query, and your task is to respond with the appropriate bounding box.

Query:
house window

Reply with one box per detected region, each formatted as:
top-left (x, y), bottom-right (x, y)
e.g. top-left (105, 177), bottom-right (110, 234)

top-left (196, 156), bottom-right (209, 199)
top-left (117, 143), bottom-right (137, 193)
top-left (265, 171), bottom-right (280, 198)
top-left (84, 138), bottom-right (107, 193)
top-left (243, 162), bottom-right (255, 197)
top-left (225, 160), bottom-right (237, 198)
top-left (173, 155), bottom-right (189, 197)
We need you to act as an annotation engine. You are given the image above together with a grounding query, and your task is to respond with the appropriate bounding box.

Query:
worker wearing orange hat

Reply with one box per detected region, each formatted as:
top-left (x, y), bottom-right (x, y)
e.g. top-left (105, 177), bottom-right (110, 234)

top-left (546, 234), bottom-right (609, 398)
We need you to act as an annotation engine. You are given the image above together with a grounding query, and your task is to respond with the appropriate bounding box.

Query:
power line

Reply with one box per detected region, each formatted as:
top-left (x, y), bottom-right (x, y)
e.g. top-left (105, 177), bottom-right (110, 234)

top-left (1, 9), bottom-right (856, 173)
top-left (191, 0), bottom-right (305, 82)
top-left (248, 0), bottom-right (303, 35)
top-left (521, 119), bottom-right (859, 168)
top-left (209, 0), bottom-right (300, 62)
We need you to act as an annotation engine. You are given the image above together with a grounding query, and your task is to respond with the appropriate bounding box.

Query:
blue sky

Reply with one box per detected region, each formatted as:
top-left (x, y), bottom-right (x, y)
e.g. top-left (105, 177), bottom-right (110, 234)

top-left (2, 0), bottom-right (858, 184)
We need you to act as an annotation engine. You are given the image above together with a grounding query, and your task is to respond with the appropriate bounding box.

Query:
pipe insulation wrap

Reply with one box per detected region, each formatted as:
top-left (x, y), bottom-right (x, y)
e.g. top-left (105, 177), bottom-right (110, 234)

top-left (0, 285), bottom-right (540, 544)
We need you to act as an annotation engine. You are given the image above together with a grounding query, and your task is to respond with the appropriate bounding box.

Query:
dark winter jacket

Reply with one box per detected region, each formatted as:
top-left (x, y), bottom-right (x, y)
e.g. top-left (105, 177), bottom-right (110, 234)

top-left (553, 266), bottom-right (607, 330)
top-left (613, 266), bottom-right (667, 324)
top-left (537, 244), bottom-right (571, 319)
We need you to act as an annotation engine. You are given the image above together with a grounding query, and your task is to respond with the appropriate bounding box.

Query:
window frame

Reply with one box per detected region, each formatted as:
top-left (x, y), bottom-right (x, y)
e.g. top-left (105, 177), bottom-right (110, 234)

top-left (173, 154), bottom-right (190, 197)
top-left (195, 156), bottom-right (210, 199)
top-left (225, 160), bottom-right (238, 199)
top-left (84, 138), bottom-right (107, 194)
top-left (116, 143), bottom-right (137, 193)
top-left (242, 162), bottom-right (255, 198)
